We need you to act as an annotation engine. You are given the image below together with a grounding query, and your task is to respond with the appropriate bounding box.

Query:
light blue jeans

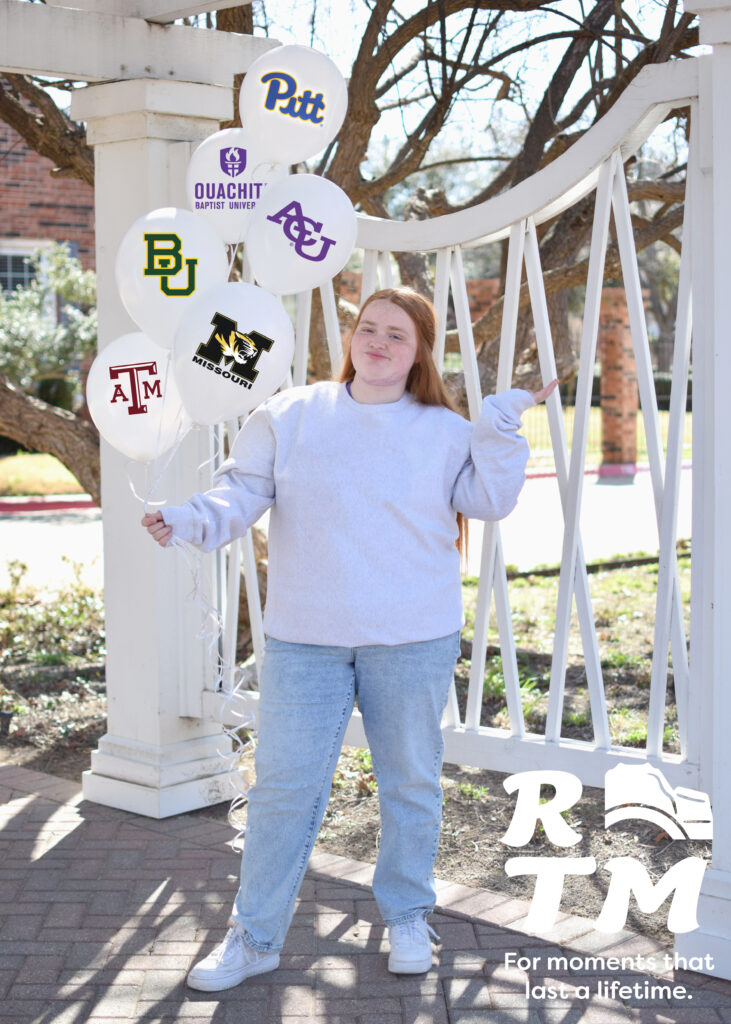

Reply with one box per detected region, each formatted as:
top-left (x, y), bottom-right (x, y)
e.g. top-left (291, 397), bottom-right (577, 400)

top-left (230, 631), bottom-right (461, 953)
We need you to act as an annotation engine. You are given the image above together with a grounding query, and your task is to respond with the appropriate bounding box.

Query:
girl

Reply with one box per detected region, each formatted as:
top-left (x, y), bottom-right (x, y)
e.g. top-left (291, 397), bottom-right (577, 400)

top-left (143, 287), bottom-right (556, 990)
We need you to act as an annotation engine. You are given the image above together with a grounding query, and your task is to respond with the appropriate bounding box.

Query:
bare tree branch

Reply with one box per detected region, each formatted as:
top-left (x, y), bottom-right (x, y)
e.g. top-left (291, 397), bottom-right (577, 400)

top-left (326, 0), bottom-right (548, 195)
top-left (0, 375), bottom-right (101, 504)
top-left (512, 0), bottom-right (617, 186)
top-left (0, 74), bottom-right (93, 185)
top-left (594, 19), bottom-right (697, 120)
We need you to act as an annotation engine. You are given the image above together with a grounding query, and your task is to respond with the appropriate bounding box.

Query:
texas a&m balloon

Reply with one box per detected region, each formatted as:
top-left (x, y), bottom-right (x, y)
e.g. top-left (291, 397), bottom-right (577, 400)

top-left (172, 282), bottom-right (295, 426)
top-left (244, 174), bottom-right (357, 295)
top-left (238, 44), bottom-right (348, 166)
top-left (86, 333), bottom-right (191, 462)
top-left (115, 207), bottom-right (229, 350)
top-left (185, 127), bottom-right (287, 245)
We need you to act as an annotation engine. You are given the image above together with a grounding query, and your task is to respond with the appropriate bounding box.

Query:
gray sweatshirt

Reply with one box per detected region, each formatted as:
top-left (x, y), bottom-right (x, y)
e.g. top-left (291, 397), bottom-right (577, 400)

top-left (162, 380), bottom-right (534, 647)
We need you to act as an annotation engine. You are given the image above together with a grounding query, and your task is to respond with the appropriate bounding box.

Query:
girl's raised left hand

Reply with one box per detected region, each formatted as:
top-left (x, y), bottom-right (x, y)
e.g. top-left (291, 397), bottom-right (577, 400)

top-left (531, 378), bottom-right (559, 404)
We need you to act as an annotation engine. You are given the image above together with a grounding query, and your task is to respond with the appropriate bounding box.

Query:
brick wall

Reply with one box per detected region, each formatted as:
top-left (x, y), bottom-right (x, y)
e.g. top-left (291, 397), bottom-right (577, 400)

top-left (599, 286), bottom-right (638, 475)
top-left (0, 121), bottom-right (95, 269)
top-left (465, 277), bottom-right (500, 320)
top-left (339, 269), bottom-right (361, 308)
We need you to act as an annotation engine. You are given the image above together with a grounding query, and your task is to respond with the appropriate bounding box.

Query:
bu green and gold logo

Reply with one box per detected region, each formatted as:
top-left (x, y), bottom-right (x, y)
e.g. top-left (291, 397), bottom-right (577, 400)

top-left (142, 233), bottom-right (198, 296)
top-left (192, 312), bottom-right (274, 390)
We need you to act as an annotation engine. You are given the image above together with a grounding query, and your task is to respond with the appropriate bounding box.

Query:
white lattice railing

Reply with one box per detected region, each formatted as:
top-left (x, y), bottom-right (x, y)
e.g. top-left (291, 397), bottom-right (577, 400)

top-left (201, 56), bottom-right (700, 790)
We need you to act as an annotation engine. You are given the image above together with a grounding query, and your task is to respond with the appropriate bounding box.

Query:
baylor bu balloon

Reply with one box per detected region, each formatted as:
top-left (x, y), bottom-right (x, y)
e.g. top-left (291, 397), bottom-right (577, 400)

top-left (115, 207), bottom-right (229, 350)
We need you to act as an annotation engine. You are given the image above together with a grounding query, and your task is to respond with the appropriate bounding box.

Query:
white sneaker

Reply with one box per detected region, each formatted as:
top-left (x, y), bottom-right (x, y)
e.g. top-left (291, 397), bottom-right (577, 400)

top-left (387, 918), bottom-right (439, 974)
top-left (186, 925), bottom-right (279, 991)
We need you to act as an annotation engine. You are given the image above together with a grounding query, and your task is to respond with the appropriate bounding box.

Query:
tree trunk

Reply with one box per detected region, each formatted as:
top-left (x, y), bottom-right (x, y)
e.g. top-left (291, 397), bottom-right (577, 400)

top-left (217, 5), bottom-right (254, 128)
top-left (0, 374), bottom-right (101, 504)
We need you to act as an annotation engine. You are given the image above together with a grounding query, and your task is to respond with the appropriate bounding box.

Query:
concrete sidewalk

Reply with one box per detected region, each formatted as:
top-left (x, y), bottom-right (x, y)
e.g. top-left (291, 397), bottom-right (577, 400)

top-left (0, 503), bottom-right (103, 591)
top-left (1, 763), bottom-right (729, 1024)
top-left (469, 466), bottom-right (692, 575)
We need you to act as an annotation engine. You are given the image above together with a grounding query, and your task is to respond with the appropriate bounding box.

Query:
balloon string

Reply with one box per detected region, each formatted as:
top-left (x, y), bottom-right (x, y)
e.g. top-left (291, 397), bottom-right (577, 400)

top-left (193, 422), bottom-right (225, 479)
top-left (127, 404), bottom-right (251, 840)
top-left (142, 356), bottom-right (180, 513)
top-left (126, 460), bottom-right (154, 507)
top-left (124, 425), bottom-right (190, 512)
top-left (142, 418), bottom-right (191, 514)
top-left (121, 354), bottom-right (191, 512)
top-left (169, 533), bottom-right (254, 847)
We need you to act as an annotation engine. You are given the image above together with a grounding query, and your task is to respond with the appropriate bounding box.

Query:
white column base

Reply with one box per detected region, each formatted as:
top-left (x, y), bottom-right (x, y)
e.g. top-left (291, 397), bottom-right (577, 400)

top-left (82, 732), bottom-right (238, 818)
top-left (674, 869), bottom-right (731, 981)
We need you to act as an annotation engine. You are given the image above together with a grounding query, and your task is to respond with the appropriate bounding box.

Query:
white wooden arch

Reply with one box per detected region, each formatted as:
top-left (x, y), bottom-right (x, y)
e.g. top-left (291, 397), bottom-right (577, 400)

top-left (211, 54), bottom-right (698, 788)
top-left (206, 12), bottom-right (731, 973)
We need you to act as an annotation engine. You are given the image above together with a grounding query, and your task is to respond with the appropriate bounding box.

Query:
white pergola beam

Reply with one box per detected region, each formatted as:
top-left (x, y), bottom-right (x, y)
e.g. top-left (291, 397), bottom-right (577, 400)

top-left (44, 0), bottom-right (251, 25)
top-left (147, 1), bottom-right (251, 23)
top-left (0, 0), bottom-right (275, 85)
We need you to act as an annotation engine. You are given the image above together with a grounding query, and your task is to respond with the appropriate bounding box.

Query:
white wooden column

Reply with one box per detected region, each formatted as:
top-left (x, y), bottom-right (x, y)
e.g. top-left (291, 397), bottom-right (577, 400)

top-left (675, 1), bottom-right (731, 980)
top-left (71, 79), bottom-right (236, 818)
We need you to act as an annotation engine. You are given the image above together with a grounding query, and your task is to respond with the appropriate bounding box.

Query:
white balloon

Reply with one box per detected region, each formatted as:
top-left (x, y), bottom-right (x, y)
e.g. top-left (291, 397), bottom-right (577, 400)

top-left (185, 128), bottom-right (288, 244)
top-left (172, 282), bottom-right (295, 426)
top-left (245, 174), bottom-right (357, 295)
top-left (86, 333), bottom-right (191, 462)
top-left (238, 44), bottom-right (348, 165)
top-left (115, 207), bottom-right (229, 349)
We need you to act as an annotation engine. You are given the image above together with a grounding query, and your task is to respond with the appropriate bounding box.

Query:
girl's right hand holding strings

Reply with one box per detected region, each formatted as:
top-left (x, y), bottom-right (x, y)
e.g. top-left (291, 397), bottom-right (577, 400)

top-left (142, 511), bottom-right (173, 548)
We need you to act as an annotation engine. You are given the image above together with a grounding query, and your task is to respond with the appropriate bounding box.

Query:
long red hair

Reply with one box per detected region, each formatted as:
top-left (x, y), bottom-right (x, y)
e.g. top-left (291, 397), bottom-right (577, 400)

top-left (338, 287), bottom-right (468, 565)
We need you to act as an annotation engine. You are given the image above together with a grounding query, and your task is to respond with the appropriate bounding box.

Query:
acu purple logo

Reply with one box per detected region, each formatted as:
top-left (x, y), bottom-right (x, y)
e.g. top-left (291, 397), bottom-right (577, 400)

top-left (266, 200), bottom-right (336, 263)
top-left (220, 147), bottom-right (246, 178)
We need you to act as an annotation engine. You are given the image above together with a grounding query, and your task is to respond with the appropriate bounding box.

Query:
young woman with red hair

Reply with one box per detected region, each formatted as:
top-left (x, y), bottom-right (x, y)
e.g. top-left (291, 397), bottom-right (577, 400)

top-left (143, 287), bottom-right (556, 990)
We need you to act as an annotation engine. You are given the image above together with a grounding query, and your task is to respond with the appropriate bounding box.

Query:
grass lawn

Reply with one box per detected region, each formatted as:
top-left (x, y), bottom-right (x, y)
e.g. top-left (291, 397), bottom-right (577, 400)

top-left (1, 554), bottom-right (688, 756)
top-left (0, 453), bottom-right (84, 497)
top-left (460, 549), bottom-right (691, 754)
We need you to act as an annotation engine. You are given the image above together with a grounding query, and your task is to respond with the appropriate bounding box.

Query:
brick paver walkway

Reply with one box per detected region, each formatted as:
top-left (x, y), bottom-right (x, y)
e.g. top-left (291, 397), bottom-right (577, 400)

top-left (1, 764), bottom-right (729, 1024)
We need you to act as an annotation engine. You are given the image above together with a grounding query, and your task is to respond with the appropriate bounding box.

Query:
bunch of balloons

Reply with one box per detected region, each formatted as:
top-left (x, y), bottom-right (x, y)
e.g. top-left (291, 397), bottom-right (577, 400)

top-left (87, 44), bottom-right (356, 459)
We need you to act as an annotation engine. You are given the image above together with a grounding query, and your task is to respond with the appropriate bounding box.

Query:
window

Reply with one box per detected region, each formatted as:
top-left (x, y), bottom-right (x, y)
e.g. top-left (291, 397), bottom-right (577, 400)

top-left (0, 239), bottom-right (58, 324)
top-left (0, 239), bottom-right (47, 293)
top-left (0, 252), bottom-right (35, 292)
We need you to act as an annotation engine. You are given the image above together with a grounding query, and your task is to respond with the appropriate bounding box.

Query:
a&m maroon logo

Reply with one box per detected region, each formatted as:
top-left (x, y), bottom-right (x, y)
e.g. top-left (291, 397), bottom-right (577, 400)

top-left (109, 362), bottom-right (162, 415)
top-left (266, 200), bottom-right (336, 263)
top-left (220, 146), bottom-right (246, 178)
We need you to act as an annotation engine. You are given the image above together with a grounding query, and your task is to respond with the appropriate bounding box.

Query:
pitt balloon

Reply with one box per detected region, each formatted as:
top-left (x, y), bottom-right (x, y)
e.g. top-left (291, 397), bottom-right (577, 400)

top-left (238, 45), bottom-right (348, 165)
